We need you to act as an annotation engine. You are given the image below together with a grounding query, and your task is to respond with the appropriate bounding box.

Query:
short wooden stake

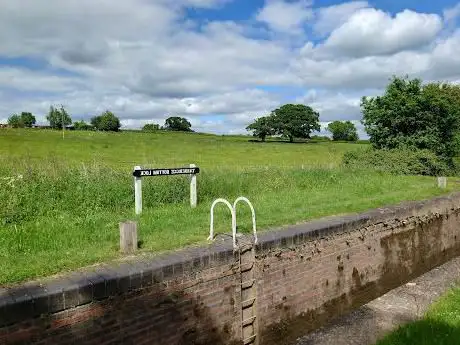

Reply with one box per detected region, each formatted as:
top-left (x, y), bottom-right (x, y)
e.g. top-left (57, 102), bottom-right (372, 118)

top-left (438, 176), bottom-right (447, 189)
top-left (190, 163), bottom-right (197, 208)
top-left (119, 221), bottom-right (138, 254)
top-left (134, 165), bottom-right (142, 215)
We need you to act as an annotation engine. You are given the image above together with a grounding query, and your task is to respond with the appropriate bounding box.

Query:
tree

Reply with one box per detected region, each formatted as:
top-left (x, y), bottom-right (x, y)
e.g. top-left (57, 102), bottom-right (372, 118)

top-left (91, 111), bottom-right (121, 131)
top-left (246, 116), bottom-right (275, 142)
top-left (271, 104), bottom-right (320, 142)
top-left (361, 76), bottom-right (460, 164)
top-left (73, 120), bottom-right (93, 131)
top-left (7, 112), bottom-right (36, 128)
top-left (46, 105), bottom-right (72, 129)
top-left (327, 121), bottom-right (359, 141)
top-left (20, 112), bottom-right (36, 128)
top-left (164, 117), bottom-right (193, 132)
top-left (143, 123), bottom-right (160, 131)
top-left (8, 114), bottom-right (22, 128)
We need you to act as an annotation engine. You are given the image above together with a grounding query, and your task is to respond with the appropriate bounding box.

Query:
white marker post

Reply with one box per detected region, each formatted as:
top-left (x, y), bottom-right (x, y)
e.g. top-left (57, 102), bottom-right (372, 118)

top-left (190, 163), bottom-right (197, 208)
top-left (134, 165), bottom-right (142, 215)
top-left (438, 176), bottom-right (447, 189)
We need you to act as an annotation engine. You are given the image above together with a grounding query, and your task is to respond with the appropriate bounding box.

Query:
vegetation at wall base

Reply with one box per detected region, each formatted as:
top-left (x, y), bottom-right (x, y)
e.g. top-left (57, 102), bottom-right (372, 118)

top-left (0, 129), bottom-right (457, 284)
top-left (375, 287), bottom-right (460, 345)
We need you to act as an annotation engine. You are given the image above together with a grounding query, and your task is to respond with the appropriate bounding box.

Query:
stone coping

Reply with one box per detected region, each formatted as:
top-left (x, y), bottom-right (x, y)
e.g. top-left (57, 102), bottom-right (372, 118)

top-left (1, 192), bottom-right (459, 327)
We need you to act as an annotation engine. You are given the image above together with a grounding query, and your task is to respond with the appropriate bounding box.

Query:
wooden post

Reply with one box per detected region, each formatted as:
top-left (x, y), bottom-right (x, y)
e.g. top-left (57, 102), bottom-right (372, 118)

top-left (438, 176), bottom-right (447, 189)
top-left (190, 163), bottom-right (197, 208)
top-left (119, 221), bottom-right (138, 254)
top-left (134, 165), bottom-right (142, 215)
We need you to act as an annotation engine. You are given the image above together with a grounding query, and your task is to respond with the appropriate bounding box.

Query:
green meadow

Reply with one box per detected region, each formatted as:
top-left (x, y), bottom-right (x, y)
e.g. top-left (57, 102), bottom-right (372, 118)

top-left (0, 129), bottom-right (457, 284)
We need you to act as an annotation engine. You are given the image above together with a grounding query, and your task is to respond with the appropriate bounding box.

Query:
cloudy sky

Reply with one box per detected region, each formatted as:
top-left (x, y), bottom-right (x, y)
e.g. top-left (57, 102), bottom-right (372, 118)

top-left (1, 0), bottom-right (460, 136)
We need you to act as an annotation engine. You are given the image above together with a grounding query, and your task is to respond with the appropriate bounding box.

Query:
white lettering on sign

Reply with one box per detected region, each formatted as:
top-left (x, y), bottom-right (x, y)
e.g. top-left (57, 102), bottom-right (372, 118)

top-left (171, 168), bottom-right (193, 174)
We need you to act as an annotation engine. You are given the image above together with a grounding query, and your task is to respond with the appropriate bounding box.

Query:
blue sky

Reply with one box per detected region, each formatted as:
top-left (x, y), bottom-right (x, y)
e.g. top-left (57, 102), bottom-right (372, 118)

top-left (1, 0), bottom-right (460, 136)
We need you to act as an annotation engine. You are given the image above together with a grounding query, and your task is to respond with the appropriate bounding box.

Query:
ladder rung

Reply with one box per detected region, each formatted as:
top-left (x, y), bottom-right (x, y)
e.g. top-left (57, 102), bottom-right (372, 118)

top-left (242, 298), bottom-right (256, 309)
top-left (242, 316), bottom-right (256, 327)
top-left (239, 244), bottom-right (253, 253)
top-left (240, 262), bottom-right (254, 272)
top-left (243, 334), bottom-right (256, 344)
top-left (241, 279), bottom-right (255, 289)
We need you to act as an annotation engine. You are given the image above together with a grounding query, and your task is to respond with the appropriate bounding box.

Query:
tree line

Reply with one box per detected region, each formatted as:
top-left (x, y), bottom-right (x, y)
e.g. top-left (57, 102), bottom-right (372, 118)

top-left (245, 104), bottom-right (358, 142)
top-left (7, 106), bottom-right (194, 132)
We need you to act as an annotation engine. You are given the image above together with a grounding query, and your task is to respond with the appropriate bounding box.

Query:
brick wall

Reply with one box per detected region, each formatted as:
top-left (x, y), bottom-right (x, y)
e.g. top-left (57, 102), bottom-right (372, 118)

top-left (2, 193), bottom-right (460, 345)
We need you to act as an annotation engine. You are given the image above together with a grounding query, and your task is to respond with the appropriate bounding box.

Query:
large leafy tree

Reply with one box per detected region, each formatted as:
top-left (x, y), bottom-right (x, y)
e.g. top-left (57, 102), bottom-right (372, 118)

top-left (271, 104), bottom-right (320, 142)
top-left (73, 120), bottom-right (93, 131)
top-left (327, 121), bottom-right (358, 141)
top-left (361, 76), bottom-right (460, 164)
top-left (20, 112), bottom-right (36, 128)
top-left (246, 116), bottom-right (274, 142)
top-left (91, 111), bottom-right (121, 131)
top-left (7, 114), bottom-right (22, 128)
top-left (164, 116), bottom-right (193, 132)
top-left (142, 123), bottom-right (160, 131)
top-left (46, 105), bottom-right (72, 129)
top-left (7, 112), bottom-right (36, 128)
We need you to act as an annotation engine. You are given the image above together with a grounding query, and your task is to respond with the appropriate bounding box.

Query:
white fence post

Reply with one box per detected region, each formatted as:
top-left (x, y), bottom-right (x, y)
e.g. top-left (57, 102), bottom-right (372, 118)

top-left (134, 165), bottom-right (142, 215)
top-left (438, 176), bottom-right (447, 189)
top-left (190, 163), bottom-right (197, 208)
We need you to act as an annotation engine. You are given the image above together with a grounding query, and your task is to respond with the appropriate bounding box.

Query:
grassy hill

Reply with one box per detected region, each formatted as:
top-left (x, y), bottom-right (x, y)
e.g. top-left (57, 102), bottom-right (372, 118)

top-left (0, 129), bottom-right (456, 284)
top-left (0, 129), bottom-right (362, 169)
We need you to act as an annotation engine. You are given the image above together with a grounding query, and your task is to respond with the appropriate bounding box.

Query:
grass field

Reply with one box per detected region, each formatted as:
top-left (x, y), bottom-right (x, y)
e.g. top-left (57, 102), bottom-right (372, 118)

top-left (0, 129), bottom-right (458, 285)
top-left (376, 287), bottom-right (460, 345)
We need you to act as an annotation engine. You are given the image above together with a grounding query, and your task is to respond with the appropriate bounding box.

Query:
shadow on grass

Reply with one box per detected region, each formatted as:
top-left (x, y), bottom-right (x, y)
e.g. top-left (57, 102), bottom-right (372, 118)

top-left (247, 139), bottom-right (320, 144)
top-left (376, 319), bottom-right (460, 345)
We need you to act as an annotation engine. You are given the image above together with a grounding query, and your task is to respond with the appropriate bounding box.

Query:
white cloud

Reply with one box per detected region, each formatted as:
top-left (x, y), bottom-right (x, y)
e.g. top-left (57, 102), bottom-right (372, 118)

top-left (296, 89), bottom-right (363, 122)
top-left (313, 1), bottom-right (369, 36)
top-left (256, 0), bottom-right (313, 34)
top-left (0, 0), bottom-right (460, 135)
top-left (317, 8), bottom-right (443, 57)
top-left (444, 2), bottom-right (460, 23)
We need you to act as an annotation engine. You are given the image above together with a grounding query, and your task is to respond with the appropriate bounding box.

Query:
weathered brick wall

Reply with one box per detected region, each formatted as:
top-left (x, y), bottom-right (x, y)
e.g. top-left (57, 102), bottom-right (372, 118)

top-left (2, 193), bottom-right (460, 345)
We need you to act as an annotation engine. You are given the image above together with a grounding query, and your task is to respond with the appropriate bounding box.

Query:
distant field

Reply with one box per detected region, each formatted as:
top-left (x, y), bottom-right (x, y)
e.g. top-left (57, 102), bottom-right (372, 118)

top-left (0, 129), bottom-right (457, 284)
top-left (0, 129), bottom-right (363, 169)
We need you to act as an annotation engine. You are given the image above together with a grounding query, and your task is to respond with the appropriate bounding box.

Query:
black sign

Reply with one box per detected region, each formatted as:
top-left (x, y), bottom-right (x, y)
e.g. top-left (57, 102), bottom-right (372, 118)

top-left (133, 167), bottom-right (200, 177)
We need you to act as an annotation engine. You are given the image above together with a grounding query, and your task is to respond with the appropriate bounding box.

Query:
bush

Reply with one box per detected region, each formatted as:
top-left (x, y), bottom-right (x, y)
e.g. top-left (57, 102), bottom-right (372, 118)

top-left (342, 148), bottom-right (451, 176)
top-left (310, 135), bottom-right (331, 142)
top-left (91, 111), bottom-right (121, 131)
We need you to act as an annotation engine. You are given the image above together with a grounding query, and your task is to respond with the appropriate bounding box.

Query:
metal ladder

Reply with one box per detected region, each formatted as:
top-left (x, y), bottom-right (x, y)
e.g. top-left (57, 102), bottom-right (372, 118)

top-left (208, 196), bottom-right (258, 345)
top-left (238, 239), bottom-right (258, 345)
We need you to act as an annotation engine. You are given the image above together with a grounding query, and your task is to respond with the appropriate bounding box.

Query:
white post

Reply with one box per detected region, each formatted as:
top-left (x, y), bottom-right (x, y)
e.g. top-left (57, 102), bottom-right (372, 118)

top-left (438, 176), bottom-right (447, 189)
top-left (134, 165), bottom-right (142, 215)
top-left (190, 163), bottom-right (197, 208)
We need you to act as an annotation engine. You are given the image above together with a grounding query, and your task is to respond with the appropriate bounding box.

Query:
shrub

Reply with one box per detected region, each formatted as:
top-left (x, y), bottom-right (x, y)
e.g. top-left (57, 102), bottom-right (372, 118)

top-left (342, 148), bottom-right (451, 176)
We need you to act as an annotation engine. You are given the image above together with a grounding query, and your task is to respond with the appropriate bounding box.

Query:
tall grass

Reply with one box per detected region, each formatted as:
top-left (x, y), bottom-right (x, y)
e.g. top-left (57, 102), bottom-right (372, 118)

top-left (0, 129), bottom-right (457, 284)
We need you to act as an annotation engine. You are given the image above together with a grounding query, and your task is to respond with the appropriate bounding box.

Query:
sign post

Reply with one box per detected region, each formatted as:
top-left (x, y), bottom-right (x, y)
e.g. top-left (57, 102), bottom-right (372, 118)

top-left (190, 163), bottom-right (197, 208)
top-left (132, 165), bottom-right (200, 215)
top-left (134, 165), bottom-right (142, 215)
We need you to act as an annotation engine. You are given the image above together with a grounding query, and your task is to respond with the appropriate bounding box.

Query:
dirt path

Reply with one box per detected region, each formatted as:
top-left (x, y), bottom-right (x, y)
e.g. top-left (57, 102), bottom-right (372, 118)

top-left (295, 257), bottom-right (460, 345)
